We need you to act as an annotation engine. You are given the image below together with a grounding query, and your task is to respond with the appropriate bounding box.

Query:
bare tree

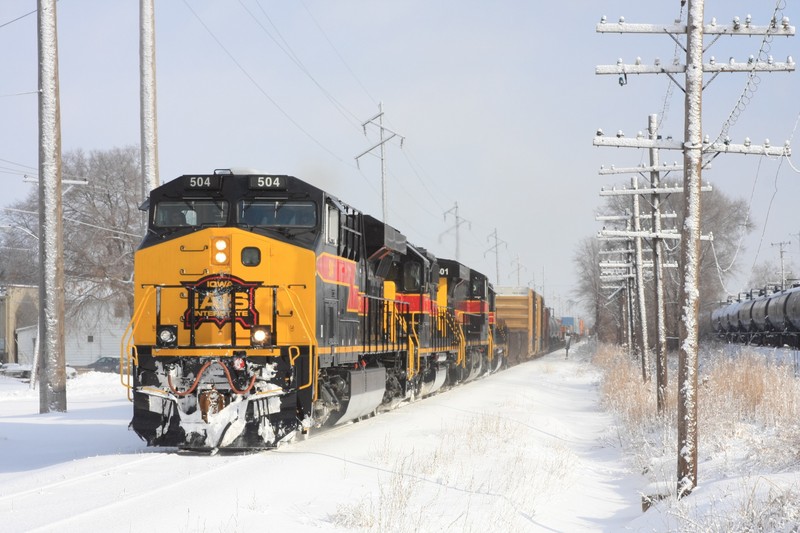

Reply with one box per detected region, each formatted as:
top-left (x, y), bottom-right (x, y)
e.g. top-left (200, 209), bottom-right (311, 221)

top-left (572, 236), bottom-right (612, 340)
top-left (0, 146), bottom-right (143, 324)
top-left (748, 260), bottom-right (796, 291)
top-left (575, 181), bottom-right (754, 348)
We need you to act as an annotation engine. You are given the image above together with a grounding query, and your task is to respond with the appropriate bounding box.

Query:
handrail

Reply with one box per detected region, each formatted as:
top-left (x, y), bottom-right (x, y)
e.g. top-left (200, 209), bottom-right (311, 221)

top-left (487, 327), bottom-right (495, 364)
top-left (120, 286), bottom-right (155, 399)
top-left (279, 286), bottom-right (318, 400)
top-left (446, 311), bottom-right (466, 367)
top-left (391, 310), bottom-right (416, 379)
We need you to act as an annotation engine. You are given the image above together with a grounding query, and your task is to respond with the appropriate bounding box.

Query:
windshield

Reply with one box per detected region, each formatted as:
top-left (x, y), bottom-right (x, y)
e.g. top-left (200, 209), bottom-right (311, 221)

top-left (238, 200), bottom-right (317, 228)
top-left (154, 200), bottom-right (229, 227)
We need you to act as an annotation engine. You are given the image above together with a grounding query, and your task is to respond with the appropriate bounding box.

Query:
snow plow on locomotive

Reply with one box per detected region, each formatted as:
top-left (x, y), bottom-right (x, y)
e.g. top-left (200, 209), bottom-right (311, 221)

top-left (121, 170), bottom-right (505, 450)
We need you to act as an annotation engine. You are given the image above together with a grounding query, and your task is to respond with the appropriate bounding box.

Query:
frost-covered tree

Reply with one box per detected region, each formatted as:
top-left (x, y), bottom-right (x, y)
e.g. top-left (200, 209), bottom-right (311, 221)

top-left (0, 146), bottom-right (143, 322)
top-left (748, 259), bottom-right (796, 292)
top-left (572, 236), bottom-right (617, 343)
top-left (574, 181), bottom-right (754, 347)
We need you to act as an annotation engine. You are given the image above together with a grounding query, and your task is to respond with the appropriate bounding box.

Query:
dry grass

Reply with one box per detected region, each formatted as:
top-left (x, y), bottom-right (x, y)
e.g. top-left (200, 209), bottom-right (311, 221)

top-left (593, 343), bottom-right (800, 529)
top-left (331, 408), bottom-right (574, 532)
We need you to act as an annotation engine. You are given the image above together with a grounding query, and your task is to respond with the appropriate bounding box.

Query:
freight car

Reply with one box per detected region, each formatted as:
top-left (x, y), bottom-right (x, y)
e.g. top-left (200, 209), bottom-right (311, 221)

top-left (121, 170), bottom-right (501, 450)
top-left (711, 285), bottom-right (800, 348)
top-left (494, 286), bottom-right (560, 363)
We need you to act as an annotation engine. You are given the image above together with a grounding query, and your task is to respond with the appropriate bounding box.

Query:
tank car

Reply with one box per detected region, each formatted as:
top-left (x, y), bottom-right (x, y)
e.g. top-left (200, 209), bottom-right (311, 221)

top-left (121, 170), bottom-right (497, 450)
top-left (713, 285), bottom-right (800, 348)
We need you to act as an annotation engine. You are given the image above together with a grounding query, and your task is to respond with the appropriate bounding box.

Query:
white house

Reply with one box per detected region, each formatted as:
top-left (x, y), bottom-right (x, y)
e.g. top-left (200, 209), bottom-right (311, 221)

top-left (16, 313), bottom-right (130, 367)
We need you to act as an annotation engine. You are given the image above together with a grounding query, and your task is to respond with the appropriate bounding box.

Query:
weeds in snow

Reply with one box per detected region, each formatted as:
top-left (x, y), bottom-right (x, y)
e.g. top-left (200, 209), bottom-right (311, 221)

top-left (594, 343), bottom-right (800, 529)
top-left (331, 407), bottom-right (572, 532)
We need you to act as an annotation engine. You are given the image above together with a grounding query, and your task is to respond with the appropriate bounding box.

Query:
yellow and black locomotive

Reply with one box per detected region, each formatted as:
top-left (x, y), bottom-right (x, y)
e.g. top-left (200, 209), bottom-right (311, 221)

top-left (123, 169), bottom-right (501, 449)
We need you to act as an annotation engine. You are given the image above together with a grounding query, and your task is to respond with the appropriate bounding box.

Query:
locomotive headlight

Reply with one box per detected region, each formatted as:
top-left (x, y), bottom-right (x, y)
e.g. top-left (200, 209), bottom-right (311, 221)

top-left (251, 326), bottom-right (271, 347)
top-left (156, 325), bottom-right (178, 347)
top-left (212, 238), bottom-right (230, 265)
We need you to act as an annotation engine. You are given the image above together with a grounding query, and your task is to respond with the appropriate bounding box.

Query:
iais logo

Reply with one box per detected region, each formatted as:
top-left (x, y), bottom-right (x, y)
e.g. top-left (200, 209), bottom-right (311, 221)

top-left (182, 274), bottom-right (261, 329)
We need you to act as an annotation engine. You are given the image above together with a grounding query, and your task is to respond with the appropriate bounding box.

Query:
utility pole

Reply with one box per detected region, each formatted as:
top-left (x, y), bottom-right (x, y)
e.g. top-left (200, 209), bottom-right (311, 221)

top-left (140, 0), bottom-right (160, 195)
top-left (598, 243), bottom-right (635, 358)
top-left (598, 115), bottom-right (676, 410)
top-left (679, 2), bottom-right (706, 498)
top-left (441, 202), bottom-right (470, 262)
top-left (630, 174), bottom-right (649, 380)
top-left (37, 0), bottom-right (67, 413)
top-left (595, 3), bottom-right (795, 497)
top-left (484, 228), bottom-right (506, 284)
top-left (771, 240), bottom-right (791, 290)
top-left (648, 114), bottom-right (668, 414)
top-left (598, 178), bottom-right (704, 378)
top-left (355, 103), bottom-right (404, 224)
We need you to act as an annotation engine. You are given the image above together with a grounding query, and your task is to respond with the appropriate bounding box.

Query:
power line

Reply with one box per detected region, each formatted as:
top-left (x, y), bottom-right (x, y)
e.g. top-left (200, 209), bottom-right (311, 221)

top-left (0, 9), bottom-right (36, 30)
top-left (242, 0), bottom-right (363, 129)
top-left (298, 0), bottom-right (377, 106)
top-left (711, 1), bottom-right (789, 145)
top-left (180, 0), bottom-right (346, 165)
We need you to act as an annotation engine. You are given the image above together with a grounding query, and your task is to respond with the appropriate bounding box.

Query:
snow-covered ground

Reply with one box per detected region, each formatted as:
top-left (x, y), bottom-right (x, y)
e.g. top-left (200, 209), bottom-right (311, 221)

top-left (1, 342), bottom-right (795, 532)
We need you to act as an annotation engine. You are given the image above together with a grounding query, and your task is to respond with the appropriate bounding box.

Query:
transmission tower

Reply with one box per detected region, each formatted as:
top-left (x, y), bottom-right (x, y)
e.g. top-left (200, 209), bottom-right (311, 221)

top-left (440, 202), bottom-right (470, 262)
top-left (484, 228), bottom-right (506, 284)
top-left (355, 102), bottom-right (404, 223)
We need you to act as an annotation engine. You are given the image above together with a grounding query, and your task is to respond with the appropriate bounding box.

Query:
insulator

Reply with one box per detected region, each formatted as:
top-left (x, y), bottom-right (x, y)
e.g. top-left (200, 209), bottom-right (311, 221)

top-left (600, 15), bottom-right (607, 23)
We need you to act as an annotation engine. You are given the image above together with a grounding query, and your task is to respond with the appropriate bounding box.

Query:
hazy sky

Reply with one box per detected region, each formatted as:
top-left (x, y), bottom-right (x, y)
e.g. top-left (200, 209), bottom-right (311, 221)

top-left (1, 1), bottom-right (798, 317)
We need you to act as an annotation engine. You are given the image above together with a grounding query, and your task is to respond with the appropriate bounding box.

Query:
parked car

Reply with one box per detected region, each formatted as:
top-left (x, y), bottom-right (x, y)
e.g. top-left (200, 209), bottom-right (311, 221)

top-left (0, 363), bottom-right (32, 380)
top-left (0, 363), bottom-right (77, 380)
top-left (85, 357), bottom-right (120, 373)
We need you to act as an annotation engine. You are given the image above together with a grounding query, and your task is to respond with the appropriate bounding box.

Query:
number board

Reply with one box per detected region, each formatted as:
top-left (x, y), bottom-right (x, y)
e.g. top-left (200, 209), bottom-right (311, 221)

top-left (184, 175), bottom-right (222, 190)
top-left (249, 175), bottom-right (287, 190)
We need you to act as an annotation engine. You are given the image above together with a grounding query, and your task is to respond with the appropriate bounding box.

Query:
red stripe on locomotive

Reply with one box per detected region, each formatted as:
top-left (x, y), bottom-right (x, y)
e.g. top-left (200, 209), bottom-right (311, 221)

top-left (316, 253), bottom-right (362, 312)
top-left (396, 293), bottom-right (435, 314)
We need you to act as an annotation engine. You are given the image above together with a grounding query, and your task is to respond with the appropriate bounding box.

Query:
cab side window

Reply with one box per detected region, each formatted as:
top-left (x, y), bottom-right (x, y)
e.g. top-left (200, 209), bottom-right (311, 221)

top-left (403, 262), bottom-right (421, 292)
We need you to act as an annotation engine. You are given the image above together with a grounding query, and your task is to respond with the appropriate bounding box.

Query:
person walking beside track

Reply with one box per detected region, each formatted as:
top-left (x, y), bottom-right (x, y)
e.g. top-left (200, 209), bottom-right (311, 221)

top-left (564, 332), bottom-right (571, 359)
